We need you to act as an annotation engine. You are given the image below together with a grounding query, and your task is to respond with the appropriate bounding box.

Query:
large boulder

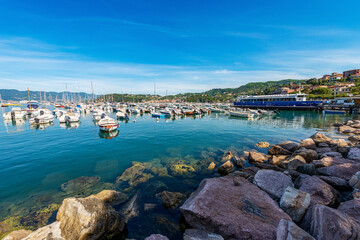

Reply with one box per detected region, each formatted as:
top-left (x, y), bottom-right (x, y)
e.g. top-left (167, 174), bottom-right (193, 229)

top-left (312, 156), bottom-right (358, 168)
top-left (317, 163), bottom-right (360, 181)
top-left (329, 139), bottom-right (348, 148)
top-left (310, 132), bottom-right (331, 144)
top-left (269, 155), bottom-right (288, 166)
top-left (300, 138), bottom-right (317, 150)
top-left (347, 147), bottom-right (360, 162)
top-left (301, 204), bottom-right (360, 240)
top-left (319, 176), bottom-right (351, 191)
top-left (349, 135), bottom-right (360, 142)
top-left (276, 219), bottom-right (315, 240)
top-left (248, 151), bottom-right (267, 163)
top-left (183, 229), bottom-right (224, 240)
top-left (254, 170), bottom-right (294, 200)
top-left (3, 230), bottom-right (33, 240)
top-left (338, 199), bottom-right (360, 226)
top-left (180, 176), bottom-right (291, 240)
top-left (23, 222), bottom-right (63, 240)
top-left (294, 175), bottom-right (338, 206)
top-left (296, 164), bottom-right (317, 176)
top-left (292, 148), bottom-right (318, 163)
top-left (56, 194), bottom-right (125, 240)
top-left (156, 191), bottom-right (186, 209)
top-left (268, 145), bottom-right (292, 155)
top-left (279, 155), bottom-right (306, 170)
top-left (349, 171), bottom-right (360, 189)
top-left (280, 187), bottom-right (311, 223)
top-left (338, 125), bottom-right (356, 133)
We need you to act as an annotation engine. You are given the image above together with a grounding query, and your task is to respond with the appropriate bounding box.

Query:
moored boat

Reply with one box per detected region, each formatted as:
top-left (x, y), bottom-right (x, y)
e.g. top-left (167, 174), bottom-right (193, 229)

top-left (98, 116), bottom-right (118, 132)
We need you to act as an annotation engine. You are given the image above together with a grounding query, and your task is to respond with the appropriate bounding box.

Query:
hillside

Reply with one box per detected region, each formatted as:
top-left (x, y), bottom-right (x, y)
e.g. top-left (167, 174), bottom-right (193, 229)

top-left (0, 89), bottom-right (92, 101)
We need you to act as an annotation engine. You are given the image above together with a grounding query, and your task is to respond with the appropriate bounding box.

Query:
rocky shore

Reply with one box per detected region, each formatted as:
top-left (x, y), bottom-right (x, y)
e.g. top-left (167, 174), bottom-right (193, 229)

top-left (3, 122), bottom-right (360, 239)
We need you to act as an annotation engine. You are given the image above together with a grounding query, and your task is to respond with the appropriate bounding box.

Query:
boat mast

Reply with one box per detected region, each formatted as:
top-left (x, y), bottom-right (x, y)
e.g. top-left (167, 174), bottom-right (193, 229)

top-left (27, 88), bottom-right (31, 109)
top-left (91, 81), bottom-right (94, 103)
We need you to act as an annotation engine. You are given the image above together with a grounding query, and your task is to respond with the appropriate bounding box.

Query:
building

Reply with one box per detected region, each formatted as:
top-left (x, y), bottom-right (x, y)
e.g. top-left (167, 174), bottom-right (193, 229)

top-left (343, 69), bottom-right (360, 78)
top-left (329, 72), bottom-right (343, 81)
top-left (321, 75), bottom-right (330, 81)
top-left (350, 73), bottom-right (360, 81)
top-left (329, 83), bottom-right (355, 95)
top-left (273, 87), bottom-right (295, 94)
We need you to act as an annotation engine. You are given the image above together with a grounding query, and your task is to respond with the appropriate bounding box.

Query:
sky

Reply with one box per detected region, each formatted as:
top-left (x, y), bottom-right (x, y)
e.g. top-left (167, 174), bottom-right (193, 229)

top-left (0, 0), bottom-right (360, 95)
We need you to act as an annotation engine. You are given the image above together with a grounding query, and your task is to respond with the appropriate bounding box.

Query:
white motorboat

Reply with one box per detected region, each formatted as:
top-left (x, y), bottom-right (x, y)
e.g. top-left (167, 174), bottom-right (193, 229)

top-left (59, 113), bottom-right (80, 123)
top-left (98, 116), bottom-right (118, 132)
top-left (229, 110), bottom-right (254, 118)
top-left (92, 110), bottom-right (106, 121)
top-left (29, 109), bottom-right (54, 124)
top-left (116, 111), bottom-right (128, 120)
top-left (209, 107), bottom-right (225, 113)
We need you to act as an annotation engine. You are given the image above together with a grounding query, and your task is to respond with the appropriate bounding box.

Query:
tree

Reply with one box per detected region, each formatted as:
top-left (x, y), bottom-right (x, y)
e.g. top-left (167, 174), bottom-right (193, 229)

top-left (309, 87), bottom-right (332, 95)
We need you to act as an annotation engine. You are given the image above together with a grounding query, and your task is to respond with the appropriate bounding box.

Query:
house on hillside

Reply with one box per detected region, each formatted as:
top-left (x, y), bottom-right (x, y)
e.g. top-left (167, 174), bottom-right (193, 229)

top-left (343, 69), bottom-right (360, 79)
top-left (329, 72), bottom-right (343, 81)
top-left (328, 83), bottom-right (355, 95)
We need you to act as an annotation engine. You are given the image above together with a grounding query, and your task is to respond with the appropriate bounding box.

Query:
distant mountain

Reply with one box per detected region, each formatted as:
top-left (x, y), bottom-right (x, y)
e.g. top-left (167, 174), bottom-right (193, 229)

top-left (0, 89), bottom-right (93, 101)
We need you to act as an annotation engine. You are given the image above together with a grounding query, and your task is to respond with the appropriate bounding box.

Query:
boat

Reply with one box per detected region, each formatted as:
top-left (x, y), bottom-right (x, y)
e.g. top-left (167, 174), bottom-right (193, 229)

top-left (229, 110), bottom-right (254, 118)
top-left (234, 93), bottom-right (322, 108)
top-left (92, 110), bottom-right (106, 121)
top-left (323, 110), bottom-right (346, 114)
top-left (29, 109), bottom-right (54, 124)
top-left (99, 130), bottom-right (119, 139)
top-left (116, 111), bottom-right (129, 120)
top-left (152, 112), bottom-right (165, 118)
top-left (98, 116), bottom-right (119, 132)
top-left (59, 113), bottom-right (80, 123)
top-left (209, 107), bottom-right (225, 113)
top-left (1, 103), bottom-right (22, 107)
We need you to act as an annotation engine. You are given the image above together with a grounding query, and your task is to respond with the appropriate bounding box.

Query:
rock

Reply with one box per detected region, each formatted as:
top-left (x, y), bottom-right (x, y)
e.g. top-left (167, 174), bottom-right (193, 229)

top-left (180, 176), bottom-right (291, 240)
top-left (301, 204), bottom-right (360, 240)
top-left (253, 162), bottom-right (283, 171)
top-left (295, 175), bottom-right (338, 206)
top-left (319, 176), bottom-right (351, 190)
top-left (156, 191), bottom-right (186, 209)
top-left (277, 141), bottom-right (299, 152)
top-left (254, 170), bottom-right (294, 200)
top-left (183, 229), bottom-right (224, 240)
top-left (276, 219), bottom-right (315, 240)
top-left (329, 139), bottom-right (348, 148)
top-left (317, 143), bottom-right (329, 148)
top-left (283, 170), bottom-right (301, 181)
top-left (269, 145), bottom-right (292, 155)
top-left (353, 129), bottom-right (360, 134)
top-left (349, 135), bottom-right (360, 142)
top-left (318, 151), bottom-right (343, 158)
top-left (56, 195), bottom-right (125, 240)
top-left (3, 230), bottom-right (33, 240)
top-left (23, 222), bottom-right (63, 240)
top-left (256, 142), bottom-right (270, 148)
top-left (89, 190), bottom-right (128, 205)
top-left (222, 151), bottom-right (234, 162)
top-left (122, 194), bottom-right (139, 222)
top-left (292, 148), bottom-right (318, 163)
top-left (338, 199), bottom-right (360, 226)
top-left (269, 155), bottom-right (288, 166)
top-left (227, 171), bottom-right (253, 180)
top-left (208, 162), bottom-right (216, 170)
top-left (310, 132), bottom-right (331, 144)
top-left (347, 147), bottom-right (360, 161)
top-left (349, 171), bottom-right (360, 189)
top-left (217, 160), bottom-right (234, 176)
top-left (315, 147), bottom-right (332, 154)
top-left (312, 156), bottom-right (358, 168)
top-left (145, 234), bottom-right (169, 240)
top-left (296, 164), bottom-right (317, 176)
top-left (116, 162), bottom-right (153, 186)
top-left (248, 151), bottom-right (267, 163)
top-left (347, 120), bottom-right (354, 125)
top-left (144, 203), bottom-right (157, 211)
top-left (233, 156), bottom-right (245, 168)
top-left (317, 163), bottom-right (360, 181)
top-left (352, 123), bottom-right (360, 128)
top-left (353, 189), bottom-right (360, 199)
top-left (61, 176), bottom-right (100, 195)
top-left (169, 164), bottom-right (195, 176)
top-left (339, 125), bottom-right (356, 133)
top-left (333, 123), bottom-right (343, 127)
top-left (279, 155), bottom-right (306, 170)
top-left (300, 138), bottom-right (317, 150)
top-left (280, 187), bottom-right (311, 222)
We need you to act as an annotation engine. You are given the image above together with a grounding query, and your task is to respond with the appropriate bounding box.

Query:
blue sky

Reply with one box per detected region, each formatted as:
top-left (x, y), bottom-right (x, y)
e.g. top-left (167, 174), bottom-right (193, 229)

top-left (0, 0), bottom-right (360, 94)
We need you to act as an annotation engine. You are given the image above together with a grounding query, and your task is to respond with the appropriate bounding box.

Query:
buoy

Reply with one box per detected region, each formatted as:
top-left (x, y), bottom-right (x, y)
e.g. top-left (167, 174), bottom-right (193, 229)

top-left (133, 120), bottom-right (136, 123)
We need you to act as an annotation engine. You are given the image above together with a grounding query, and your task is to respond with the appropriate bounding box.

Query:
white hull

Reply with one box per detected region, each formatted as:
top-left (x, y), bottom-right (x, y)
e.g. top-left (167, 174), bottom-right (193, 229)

top-left (229, 111), bottom-right (254, 118)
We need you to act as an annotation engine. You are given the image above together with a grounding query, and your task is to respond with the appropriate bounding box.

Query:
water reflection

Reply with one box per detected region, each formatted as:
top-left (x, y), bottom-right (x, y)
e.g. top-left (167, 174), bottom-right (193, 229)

top-left (98, 130), bottom-right (119, 139)
top-left (60, 122), bottom-right (80, 129)
top-left (29, 122), bottom-right (54, 130)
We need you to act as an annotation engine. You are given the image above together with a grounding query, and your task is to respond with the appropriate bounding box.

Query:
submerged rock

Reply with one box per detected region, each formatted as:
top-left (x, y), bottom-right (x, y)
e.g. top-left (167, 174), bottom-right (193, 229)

top-left (301, 204), bottom-right (360, 240)
top-left (180, 176), bottom-right (291, 240)
top-left (280, 187), bottom-right (311, 222)
top-left (169, 164), bottom-right (195, 176)
top-left (256, 142), bottom-right (270, 148)
top-left (295, 175), bottom-right (338, 206)
top-left (253, 170), bottom-right (294, 200)
top-left (156, 191), bottom-right (186, 209)
top-left (116, 162), bottom-right (153, 186)
top-left (233, 156), bottom-right (245, 168)
top-left (145, 234), bottom-right (169, 240)
top-left (208, 162), bottom-right (216, 170)
top-left (60, 176), bottom-right (100, 195)
top-left (183, 229), bottom-right (224, 240)
top-left (276, 219), bottom-right (315, 240)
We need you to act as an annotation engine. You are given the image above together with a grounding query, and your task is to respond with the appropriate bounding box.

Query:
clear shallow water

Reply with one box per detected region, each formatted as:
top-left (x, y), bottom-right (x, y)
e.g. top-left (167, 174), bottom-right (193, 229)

top-left (0, 108), bottom-right (353, 238)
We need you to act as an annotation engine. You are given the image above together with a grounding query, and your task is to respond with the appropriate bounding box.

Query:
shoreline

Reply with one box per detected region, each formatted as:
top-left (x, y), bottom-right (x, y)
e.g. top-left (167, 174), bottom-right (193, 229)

top-left (2, 119), bottom-right (360, 239)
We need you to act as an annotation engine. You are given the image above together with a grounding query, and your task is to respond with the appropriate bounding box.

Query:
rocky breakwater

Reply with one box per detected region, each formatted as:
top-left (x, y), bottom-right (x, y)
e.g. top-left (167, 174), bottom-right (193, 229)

top-left (180, 132), bottom-right (360, 240)
top-left (3, 190), bottom-right (127, 240)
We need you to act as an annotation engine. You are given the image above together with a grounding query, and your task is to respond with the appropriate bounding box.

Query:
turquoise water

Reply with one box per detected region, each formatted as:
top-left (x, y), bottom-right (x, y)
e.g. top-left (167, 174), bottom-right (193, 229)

top-left (0, 108), bottom-right (352, 238)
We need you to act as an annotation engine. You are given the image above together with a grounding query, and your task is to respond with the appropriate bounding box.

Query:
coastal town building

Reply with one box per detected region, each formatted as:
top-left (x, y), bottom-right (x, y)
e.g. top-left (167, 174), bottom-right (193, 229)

top-left (321, 74), bottom-right (330, 81)
top-left (328, 83), bottom-right (355, 95)
top-left (343, 69), bottom-right (360, 78)
top-left (329, 72), bottom-right (343, 81)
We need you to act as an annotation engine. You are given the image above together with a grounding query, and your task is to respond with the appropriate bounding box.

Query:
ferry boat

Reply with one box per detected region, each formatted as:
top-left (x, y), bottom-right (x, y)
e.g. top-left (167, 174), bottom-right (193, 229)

top-left (234, 93), bottom-right (322, 108)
